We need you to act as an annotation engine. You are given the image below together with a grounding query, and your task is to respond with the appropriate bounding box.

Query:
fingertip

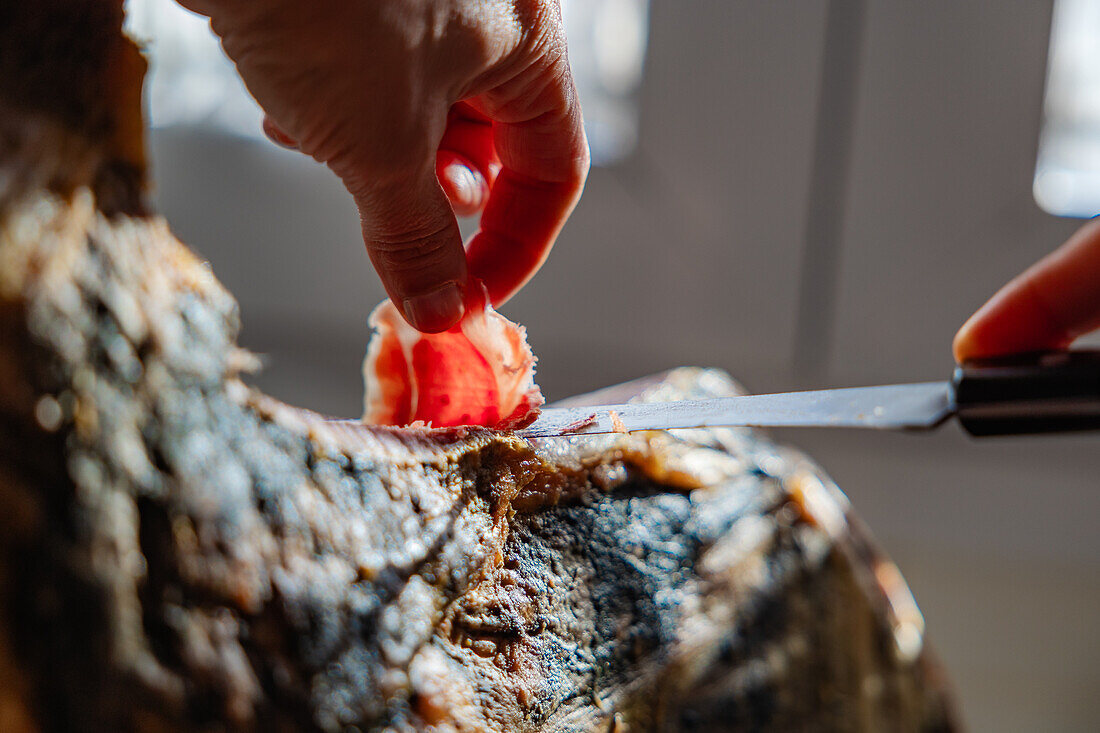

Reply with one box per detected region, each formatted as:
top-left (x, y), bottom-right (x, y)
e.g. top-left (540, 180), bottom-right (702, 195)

top-left (400, 280), bottom-right (465, 333)
top-left (952, 317), bottom-right (979, 364)
top-left (262, 116), bottom-right (298, 150)
top-left (356, 174), bottom-right (471, 334)
top-left (951, 281), bottom-right (1072, 363)
top-left (436, 153), bottom-right (489, 217)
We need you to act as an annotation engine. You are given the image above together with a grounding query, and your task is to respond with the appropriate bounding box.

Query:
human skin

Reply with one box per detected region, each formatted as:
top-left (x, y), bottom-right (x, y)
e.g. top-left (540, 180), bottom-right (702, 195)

top-left (954, 217), bottom-right (1100, 361)
top-left (176, 0), bottom-right (590, 333)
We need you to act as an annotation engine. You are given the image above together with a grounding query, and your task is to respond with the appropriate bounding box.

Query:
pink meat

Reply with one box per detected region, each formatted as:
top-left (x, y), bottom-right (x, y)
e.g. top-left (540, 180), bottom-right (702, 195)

top-left (363, 283), bottom-right (543, 429)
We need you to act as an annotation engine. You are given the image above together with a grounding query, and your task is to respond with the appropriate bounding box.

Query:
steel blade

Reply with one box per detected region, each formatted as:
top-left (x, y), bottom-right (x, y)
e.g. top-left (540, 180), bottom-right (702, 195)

top-left (517, 382), bottom-right (955, 438)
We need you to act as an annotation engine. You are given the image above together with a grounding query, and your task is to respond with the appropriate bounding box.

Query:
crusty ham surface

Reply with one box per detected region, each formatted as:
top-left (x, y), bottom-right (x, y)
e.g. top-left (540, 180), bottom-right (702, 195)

top-left (362, 282), bottom-right (543, 429)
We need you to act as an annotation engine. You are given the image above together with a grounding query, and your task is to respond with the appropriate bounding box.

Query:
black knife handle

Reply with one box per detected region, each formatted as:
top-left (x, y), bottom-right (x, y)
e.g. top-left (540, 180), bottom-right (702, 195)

top-left (952, 349), bottom-right (1100, 436)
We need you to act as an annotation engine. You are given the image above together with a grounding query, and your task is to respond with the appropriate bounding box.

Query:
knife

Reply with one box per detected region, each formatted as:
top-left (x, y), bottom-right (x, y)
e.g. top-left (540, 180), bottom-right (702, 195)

top-left (518, 349), bottom-right (1100, 438)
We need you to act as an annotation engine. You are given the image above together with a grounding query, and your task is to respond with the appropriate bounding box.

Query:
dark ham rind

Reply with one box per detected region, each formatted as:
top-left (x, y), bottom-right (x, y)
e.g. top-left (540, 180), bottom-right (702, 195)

top-left (0, 6), bottom-right (959, 732)
top-left (362, 283), bottom-right (543, 430)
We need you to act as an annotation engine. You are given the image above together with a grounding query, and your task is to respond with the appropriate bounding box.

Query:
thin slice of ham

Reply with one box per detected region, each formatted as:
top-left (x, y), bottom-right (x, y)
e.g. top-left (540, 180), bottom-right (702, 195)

top-left (362, 283), bottom-right (544, 430)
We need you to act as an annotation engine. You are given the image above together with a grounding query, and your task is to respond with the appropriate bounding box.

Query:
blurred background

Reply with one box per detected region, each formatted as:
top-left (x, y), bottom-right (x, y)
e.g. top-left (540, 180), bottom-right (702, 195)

top-left (128, 1), bottom-right (1099, 729)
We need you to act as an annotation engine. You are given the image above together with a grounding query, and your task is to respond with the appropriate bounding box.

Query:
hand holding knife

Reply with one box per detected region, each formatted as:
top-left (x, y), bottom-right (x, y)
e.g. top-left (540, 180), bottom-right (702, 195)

top-left (527, 216), bottom-right (1100, 440)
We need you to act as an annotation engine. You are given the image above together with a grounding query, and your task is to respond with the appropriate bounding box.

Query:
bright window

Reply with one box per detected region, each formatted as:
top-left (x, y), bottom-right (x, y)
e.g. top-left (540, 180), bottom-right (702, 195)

top-left (1034, 0), bottom-right (1100, 217)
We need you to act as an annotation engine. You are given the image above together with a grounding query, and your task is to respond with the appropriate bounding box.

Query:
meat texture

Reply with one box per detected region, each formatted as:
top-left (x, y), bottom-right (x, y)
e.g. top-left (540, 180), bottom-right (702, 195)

top-left (363, 284), bottom-right (543, 429)
top-left (0, 3), bottom-right (958, 732)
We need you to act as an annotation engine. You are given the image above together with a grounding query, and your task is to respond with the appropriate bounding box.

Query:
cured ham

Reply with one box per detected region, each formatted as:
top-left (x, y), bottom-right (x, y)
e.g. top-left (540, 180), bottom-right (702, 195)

top-left (362, 282), bottom-right (544, 429)
top-left (0, 6), bottom-right (958, 729)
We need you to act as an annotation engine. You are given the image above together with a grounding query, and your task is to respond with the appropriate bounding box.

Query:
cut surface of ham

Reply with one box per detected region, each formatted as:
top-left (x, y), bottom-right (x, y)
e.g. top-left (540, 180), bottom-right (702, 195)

top-left (363, 283), bottom-right (543, 429)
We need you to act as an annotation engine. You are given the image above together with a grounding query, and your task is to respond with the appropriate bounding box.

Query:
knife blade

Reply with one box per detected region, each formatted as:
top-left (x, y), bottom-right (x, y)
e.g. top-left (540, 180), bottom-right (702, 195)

top-left (518, 349), bottom-right (1100, 439)
top-left (517, 382), bottom-right (954, 437)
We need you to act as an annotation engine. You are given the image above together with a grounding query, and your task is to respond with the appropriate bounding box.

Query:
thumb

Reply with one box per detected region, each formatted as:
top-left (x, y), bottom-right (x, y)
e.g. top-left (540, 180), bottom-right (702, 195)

top-left (353, 166), bottom-right (469, 333)
top-left (954, 218), bottom-right (1100, 362)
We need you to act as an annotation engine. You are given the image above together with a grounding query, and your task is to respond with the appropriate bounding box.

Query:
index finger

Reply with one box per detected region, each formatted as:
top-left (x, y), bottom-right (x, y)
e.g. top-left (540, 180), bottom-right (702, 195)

top-left (953, 217), bottom-right (1100, 362)
top-left (465, 54), bottom-right (590, 306)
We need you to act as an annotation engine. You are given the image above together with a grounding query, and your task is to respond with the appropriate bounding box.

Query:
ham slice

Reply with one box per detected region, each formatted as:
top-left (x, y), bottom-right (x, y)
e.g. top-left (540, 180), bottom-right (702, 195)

top-left (362, 283), bottom-right (543, 429)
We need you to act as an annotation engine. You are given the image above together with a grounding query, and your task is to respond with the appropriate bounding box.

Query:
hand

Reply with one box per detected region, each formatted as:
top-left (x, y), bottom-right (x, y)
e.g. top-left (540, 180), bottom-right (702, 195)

top-left (954, 218), bottom-right (1100, 361)
top-left (176, 0), bottom-right (589, 332)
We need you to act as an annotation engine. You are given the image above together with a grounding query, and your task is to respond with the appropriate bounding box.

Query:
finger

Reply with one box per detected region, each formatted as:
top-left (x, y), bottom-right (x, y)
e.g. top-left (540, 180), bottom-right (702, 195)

top-left (440, 104), bottom-right (502, 186)
top-left (353, 165), bottom-right (469, 333)
top-left (953, 218), bottom-right (1100, 362)
top-left (436, 151), bottom-right (489, 217)
top-left (465, 55), bottom-right (590, 306)
top-left (436, 107), bottom-right (500, 216)
top-left (262, 115), bottom-right (299, 150)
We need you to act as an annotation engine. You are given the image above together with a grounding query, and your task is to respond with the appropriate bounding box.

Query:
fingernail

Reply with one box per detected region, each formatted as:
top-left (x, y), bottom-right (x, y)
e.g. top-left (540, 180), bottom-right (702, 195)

top-left (452, 165), bottom-right (480, 201)
top-left (263, 118), bottom-right (299, 150)
top-left (403, 282), bottom-right (464, 333)
top-left (440, 161), bottom-right (486, 216)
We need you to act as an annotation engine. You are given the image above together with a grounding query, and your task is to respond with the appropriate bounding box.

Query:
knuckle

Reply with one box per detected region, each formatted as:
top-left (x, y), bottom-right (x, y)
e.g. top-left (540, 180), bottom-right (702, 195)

top-left (369, 226), bottom-right (456, 274)
top-left (488, 48), bottom-right (575, 124)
